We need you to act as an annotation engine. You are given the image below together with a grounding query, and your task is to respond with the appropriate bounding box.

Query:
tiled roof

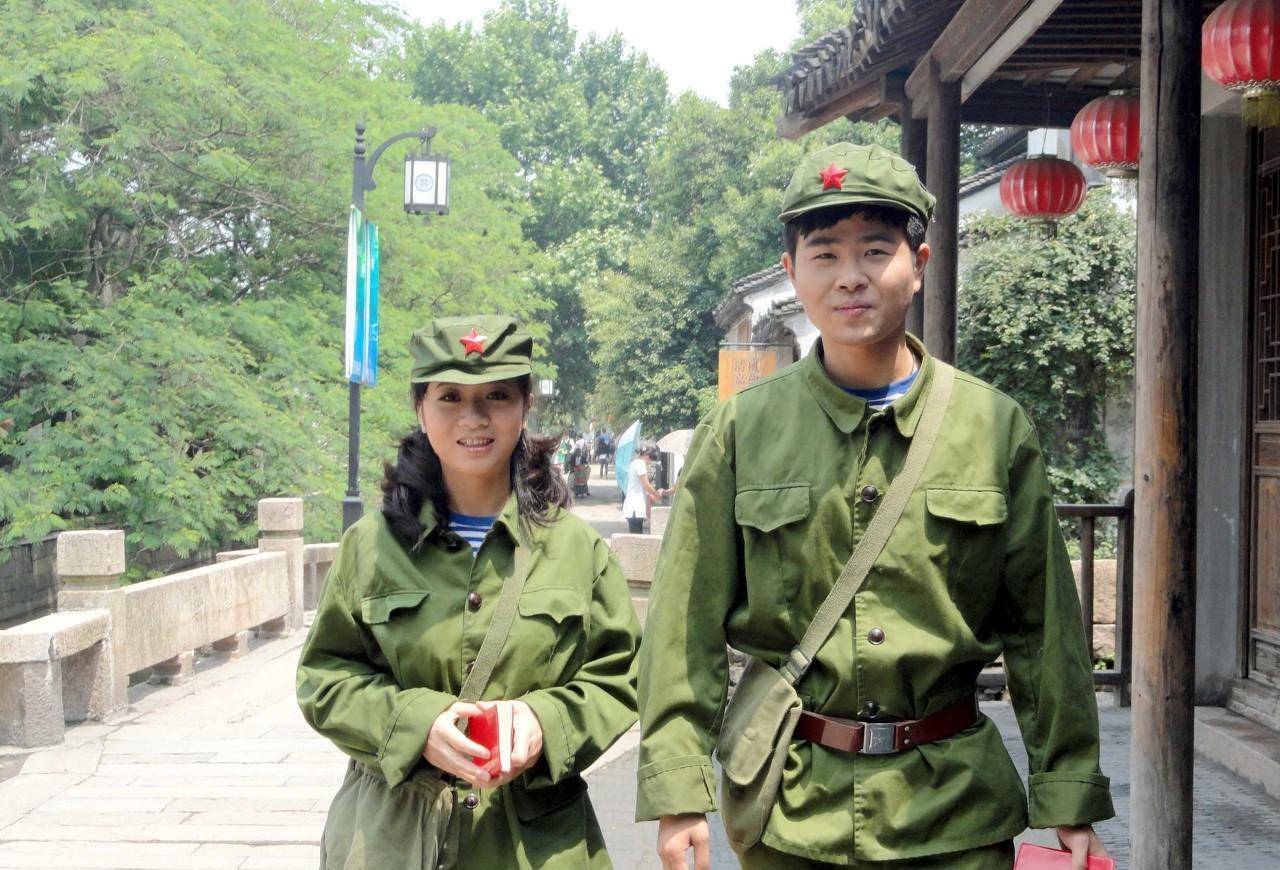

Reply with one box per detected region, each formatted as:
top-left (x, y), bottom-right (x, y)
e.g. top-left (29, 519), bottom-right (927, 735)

top-left (715, 263), bottom-right (789, 328)
top-left (958, 155), bottom-right (1022, 197)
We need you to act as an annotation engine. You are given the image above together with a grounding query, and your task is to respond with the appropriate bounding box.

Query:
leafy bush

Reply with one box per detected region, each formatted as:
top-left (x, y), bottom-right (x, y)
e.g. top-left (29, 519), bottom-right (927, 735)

top-left (958, 188), bottom-right (1136, 504)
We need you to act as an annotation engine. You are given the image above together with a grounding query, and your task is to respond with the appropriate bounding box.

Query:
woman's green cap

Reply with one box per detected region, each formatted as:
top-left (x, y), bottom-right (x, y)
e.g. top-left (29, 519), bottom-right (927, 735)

top-left (408, 315), bottom-right (533, 385)
top-left (778, 142), bottom-right (935, 224)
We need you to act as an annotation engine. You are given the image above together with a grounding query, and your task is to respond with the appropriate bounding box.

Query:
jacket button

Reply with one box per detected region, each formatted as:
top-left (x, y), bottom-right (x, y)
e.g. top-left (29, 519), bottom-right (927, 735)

top-left (867, 627), bottom-right (885, 645)
top-left (860, 485), bottom-right (879, 503)
top-left (862, 700), bottom-right (881, 718)
top-left (446, 535), bottom-right (465, 552)
top-left (463, 793), bottom-right (479, 809)
top-left (467, 592), bottom-right (482, 611)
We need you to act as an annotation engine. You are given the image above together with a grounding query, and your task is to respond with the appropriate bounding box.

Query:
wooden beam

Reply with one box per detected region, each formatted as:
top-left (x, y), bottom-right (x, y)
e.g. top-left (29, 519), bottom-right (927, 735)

top-left (900, 92), bottom-right (928, 341)
top-left (1131, 0), bottom-right (1199, 868)
top-left (906, 0), bottom-right (1032, 107)
top-left (924, 57), bottom-right (960, 363)
top-left (961, 0), bottom-right (1067, 101)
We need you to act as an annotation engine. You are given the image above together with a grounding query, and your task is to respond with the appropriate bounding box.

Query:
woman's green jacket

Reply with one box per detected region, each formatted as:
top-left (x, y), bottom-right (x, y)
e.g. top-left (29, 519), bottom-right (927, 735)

top-left (296, 493), bottom-right (641, 868)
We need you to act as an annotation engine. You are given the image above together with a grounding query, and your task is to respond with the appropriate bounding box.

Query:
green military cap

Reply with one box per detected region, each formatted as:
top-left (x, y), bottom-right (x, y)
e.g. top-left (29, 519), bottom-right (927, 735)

top-left (408, 315), bottom-right (533, 384)
top-left (778, 142), bottom-right (935, 225)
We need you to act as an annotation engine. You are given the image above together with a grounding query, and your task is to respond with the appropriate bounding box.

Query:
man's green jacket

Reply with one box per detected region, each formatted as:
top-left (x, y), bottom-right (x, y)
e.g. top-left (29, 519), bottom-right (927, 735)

top-left (635, 334), bottom-right (1114, 864)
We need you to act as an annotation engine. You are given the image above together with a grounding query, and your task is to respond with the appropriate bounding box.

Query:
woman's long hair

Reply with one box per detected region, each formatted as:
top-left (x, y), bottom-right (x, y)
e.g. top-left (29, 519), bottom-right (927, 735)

top-left (379, 375), bottom-right (570, 551)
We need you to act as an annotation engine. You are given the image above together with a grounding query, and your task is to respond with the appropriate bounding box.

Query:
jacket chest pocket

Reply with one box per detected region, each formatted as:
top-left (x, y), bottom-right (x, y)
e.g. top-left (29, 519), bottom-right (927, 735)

top-left (735, 483), bottom-right (811, 607)
top-left (923, 487), bottom-right (1008, 604)
top-left (514, 586), bottom-right (588, 681)
top-left (359, 589), bottom-right (435, 680)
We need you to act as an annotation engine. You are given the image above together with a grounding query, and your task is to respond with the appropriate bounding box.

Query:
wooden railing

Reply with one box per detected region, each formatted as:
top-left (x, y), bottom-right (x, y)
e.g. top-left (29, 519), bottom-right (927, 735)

top-left (979, 487), bottom-right (1135, 707)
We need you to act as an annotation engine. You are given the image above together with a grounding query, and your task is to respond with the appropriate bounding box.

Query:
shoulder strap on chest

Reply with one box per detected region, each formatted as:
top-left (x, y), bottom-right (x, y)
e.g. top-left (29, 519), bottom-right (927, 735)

top-left (780, 362), bottom-right (956, 685)
top-left (457, 544), bottom-right (531, 702)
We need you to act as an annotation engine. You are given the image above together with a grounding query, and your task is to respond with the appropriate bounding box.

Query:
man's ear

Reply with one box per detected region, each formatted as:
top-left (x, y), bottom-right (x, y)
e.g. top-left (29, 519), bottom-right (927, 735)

top-left (781, 250), bottom-right (796, 282)
top-left (912, 242), bottom-right (931, 291)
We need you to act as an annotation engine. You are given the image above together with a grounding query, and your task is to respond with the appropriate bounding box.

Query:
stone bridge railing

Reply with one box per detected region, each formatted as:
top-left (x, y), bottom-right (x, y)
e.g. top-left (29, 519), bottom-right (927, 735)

top-left (0, 497), bottom-right (338, 749)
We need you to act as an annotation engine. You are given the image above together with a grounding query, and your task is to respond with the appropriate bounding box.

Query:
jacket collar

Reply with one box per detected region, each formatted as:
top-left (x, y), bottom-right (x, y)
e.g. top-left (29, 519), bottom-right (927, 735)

top-left (413, 488), bottom-right (525, 551)
top-left (801, 331), bottom-right (934, 439)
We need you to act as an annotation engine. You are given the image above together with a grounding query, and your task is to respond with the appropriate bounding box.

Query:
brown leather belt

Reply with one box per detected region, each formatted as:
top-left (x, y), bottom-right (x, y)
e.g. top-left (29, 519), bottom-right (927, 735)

top-left (794, 695), bottom-right (979, 755)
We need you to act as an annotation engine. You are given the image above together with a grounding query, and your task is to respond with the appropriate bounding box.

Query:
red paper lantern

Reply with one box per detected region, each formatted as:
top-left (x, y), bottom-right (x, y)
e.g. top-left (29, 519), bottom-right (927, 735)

top-left (1203, 0), bottom-right (1280, 127)
top-left (1070, 93), bottom-right (1140, 178)
top-left (998, 156), bottom-right (1088, 220)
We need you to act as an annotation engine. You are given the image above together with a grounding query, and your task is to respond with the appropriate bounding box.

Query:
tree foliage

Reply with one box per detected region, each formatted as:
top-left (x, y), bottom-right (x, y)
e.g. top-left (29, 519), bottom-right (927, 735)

top-left (0, 0), bottom-right (543, 565)
top-left (1, 0), bottom-right (1137, 574)
top-left (957, 189), bottom-right (1137, 503)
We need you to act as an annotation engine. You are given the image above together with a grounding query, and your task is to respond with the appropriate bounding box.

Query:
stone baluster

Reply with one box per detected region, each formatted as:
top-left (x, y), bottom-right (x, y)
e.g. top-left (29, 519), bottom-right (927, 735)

top-left (256, 498), bottom-right (304, 637)
top-left (55, 530), bottom-right (127, 714)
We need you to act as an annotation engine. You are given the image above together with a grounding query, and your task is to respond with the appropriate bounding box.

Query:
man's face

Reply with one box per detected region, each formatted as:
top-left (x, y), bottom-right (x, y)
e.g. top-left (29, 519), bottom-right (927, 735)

top-left (781, 213), bottom-right (929, 351)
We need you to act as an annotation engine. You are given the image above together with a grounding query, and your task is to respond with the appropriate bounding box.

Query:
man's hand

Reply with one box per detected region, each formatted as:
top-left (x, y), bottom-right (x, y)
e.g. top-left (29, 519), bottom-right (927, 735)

top-left (657, 813), bottom-right (711, 870)
top-left (422, 701), bottom-right (492, 787)
top-left (1056, 824), bottom-right (1109, 870)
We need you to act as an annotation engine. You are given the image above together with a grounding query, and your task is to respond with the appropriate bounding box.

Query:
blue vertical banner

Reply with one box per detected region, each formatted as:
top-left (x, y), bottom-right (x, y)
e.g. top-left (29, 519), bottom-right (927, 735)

top-left (344, 207), bottom-right (380, 386)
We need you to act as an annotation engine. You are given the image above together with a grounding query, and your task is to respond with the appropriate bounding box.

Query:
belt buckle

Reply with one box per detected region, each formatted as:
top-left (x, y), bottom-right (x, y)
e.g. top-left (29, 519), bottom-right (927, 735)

top-left (860, 721), bottom-right (897, 755)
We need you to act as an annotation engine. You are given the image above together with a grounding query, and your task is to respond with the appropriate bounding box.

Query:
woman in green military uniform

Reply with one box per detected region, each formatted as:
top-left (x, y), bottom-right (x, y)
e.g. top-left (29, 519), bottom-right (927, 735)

top-left (297, 315), bottom-right (642, 869)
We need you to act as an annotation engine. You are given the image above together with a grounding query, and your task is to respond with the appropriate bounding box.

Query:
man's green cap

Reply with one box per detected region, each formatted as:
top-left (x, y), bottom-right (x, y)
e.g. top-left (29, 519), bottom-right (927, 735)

top-left (779, 142), bottom-right (935, 224)
top-left (408, 315), bottom-right (533, 385)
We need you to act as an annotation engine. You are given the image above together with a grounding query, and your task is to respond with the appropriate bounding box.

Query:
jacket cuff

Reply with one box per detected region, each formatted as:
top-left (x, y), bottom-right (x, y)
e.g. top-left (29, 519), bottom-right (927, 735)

top-left (522, 689), bottom-right (575, 784)
top-left (377, 687), bottom-right (455, 788)
top-left (1028, 771), bottom-right (1116, 828)
top-left (635, 755), bottom-right (718, 821)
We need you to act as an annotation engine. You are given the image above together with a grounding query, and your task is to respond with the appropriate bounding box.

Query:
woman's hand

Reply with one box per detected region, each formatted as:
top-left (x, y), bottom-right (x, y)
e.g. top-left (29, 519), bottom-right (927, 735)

top-left (480, 699), bottom-right (544, 788)
top-left (422, 701), bottom-right (492, 788)
top-left (1056, 824), bottom-right (1108, 869)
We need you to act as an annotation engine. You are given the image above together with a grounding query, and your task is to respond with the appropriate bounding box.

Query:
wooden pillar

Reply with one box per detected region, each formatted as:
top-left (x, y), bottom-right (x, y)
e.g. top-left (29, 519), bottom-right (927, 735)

top-left (901, 107), bottom-right (928, 340)
top-left (924, 57), bottom-right (960, 363)
top-left (1131, 1), bottom-right (1199, 868)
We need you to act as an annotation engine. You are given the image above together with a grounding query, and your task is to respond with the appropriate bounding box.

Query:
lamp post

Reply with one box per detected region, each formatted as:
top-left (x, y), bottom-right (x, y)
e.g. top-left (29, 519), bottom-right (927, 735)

top-left (343, 122), bottom-right (451, 531)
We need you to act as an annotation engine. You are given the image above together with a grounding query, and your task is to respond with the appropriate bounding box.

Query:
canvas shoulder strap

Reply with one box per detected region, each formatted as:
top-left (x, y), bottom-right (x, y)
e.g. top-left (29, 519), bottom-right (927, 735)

top-left (780, 362), bottom-right (956, 685)
top-left (457, 544), bottom-right (531, 702)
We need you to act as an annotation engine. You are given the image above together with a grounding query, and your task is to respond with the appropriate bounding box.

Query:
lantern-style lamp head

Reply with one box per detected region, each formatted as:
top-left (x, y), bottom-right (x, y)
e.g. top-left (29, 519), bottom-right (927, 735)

top-left (404, 144), bottom-right (450, 215)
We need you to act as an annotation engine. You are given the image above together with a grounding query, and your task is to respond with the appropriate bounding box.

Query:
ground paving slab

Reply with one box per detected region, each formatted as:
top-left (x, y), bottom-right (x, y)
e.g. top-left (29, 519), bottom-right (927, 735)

top-left (0, 473), bottom-right (1275, 868)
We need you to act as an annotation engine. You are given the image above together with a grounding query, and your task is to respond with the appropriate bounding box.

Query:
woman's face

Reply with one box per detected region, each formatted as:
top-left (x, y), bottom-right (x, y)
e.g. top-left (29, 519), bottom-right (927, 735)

top-left (416, 379), bottom-right (528, 485)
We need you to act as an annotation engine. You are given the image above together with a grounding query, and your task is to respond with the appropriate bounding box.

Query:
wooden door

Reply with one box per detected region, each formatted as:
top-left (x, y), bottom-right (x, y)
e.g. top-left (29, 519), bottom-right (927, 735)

top-left (1249, 128), bottom-right (1280, 687)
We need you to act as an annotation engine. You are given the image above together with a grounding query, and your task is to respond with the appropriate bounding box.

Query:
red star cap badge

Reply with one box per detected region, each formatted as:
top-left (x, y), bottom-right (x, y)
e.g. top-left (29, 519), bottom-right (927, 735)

top-left (459, 328), bottom-right (487, 356)
top-left (818, 162), bottom-right (848, 191)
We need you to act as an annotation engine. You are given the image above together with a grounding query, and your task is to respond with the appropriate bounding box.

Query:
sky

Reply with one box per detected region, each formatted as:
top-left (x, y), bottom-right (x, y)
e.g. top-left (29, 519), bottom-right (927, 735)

top-left (394, 0), bottom-right (801, 105)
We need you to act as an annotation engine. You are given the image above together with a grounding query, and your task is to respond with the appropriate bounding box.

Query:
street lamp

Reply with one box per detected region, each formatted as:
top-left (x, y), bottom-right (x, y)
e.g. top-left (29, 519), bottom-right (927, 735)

top-left (343, 122), bottom-right (451, 531)
top-left (404, 150), bottom-right (450, 216)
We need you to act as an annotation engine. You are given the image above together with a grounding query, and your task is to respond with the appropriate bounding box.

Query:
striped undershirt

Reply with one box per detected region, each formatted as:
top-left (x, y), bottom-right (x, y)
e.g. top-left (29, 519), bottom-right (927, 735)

top-left (841, 364), bottom-right (920, 411)
top-left (448, 512), bottom-right (496, 554)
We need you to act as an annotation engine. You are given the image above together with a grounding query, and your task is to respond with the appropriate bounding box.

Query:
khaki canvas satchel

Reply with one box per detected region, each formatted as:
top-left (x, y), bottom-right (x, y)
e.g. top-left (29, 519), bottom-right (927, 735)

top-left (716, 363), bottom-right (955, 850)
top-left (321, 544), bottom-right (532, 870)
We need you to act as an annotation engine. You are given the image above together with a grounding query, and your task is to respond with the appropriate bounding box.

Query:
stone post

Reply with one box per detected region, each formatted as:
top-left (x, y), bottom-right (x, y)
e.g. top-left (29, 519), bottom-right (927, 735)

top-left (257, 498), bottom-right (304, 636)
top-left (55, 530), bottom-right (127, 716)
top-left (650, 506), bottom-right (671, 538)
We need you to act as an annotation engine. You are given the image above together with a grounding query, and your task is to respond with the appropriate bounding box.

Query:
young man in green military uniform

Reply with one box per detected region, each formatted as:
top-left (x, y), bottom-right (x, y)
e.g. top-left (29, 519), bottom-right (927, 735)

top-left (635, 144), bottom-right (1114, 869)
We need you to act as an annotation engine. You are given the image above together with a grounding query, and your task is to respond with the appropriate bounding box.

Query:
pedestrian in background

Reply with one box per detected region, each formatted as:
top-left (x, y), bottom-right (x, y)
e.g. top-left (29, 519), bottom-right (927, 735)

top-left (621, 446), bottom-right (661, 534)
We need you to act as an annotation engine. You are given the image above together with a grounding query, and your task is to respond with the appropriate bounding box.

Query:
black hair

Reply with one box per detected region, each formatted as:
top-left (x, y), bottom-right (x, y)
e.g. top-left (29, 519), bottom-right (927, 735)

top-left (380, 374), bottom-right (570, 552)
top-left (783, 203), bottom-right (927, 259)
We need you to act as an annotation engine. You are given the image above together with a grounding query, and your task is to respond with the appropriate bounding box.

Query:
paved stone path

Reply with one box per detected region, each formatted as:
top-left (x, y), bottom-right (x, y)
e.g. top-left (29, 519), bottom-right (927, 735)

top-left (1, 466), bottom-right (1276, 868)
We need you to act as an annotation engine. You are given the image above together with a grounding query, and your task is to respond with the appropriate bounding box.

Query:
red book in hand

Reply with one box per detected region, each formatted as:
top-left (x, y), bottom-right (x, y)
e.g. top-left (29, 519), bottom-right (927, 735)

top-left (466, 705), bottom-right (511, 776)
top-left (1014, 843), bottom-right (1115, 870)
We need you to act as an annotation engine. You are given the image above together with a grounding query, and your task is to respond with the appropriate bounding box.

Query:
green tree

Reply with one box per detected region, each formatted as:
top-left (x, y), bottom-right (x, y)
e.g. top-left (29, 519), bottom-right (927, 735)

top-left (408, 1), bottom-right (668, 425)
top-left (957, 189), bottom-right (1136, 503)
top-left (0, 0), bottom-right (543, 567)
